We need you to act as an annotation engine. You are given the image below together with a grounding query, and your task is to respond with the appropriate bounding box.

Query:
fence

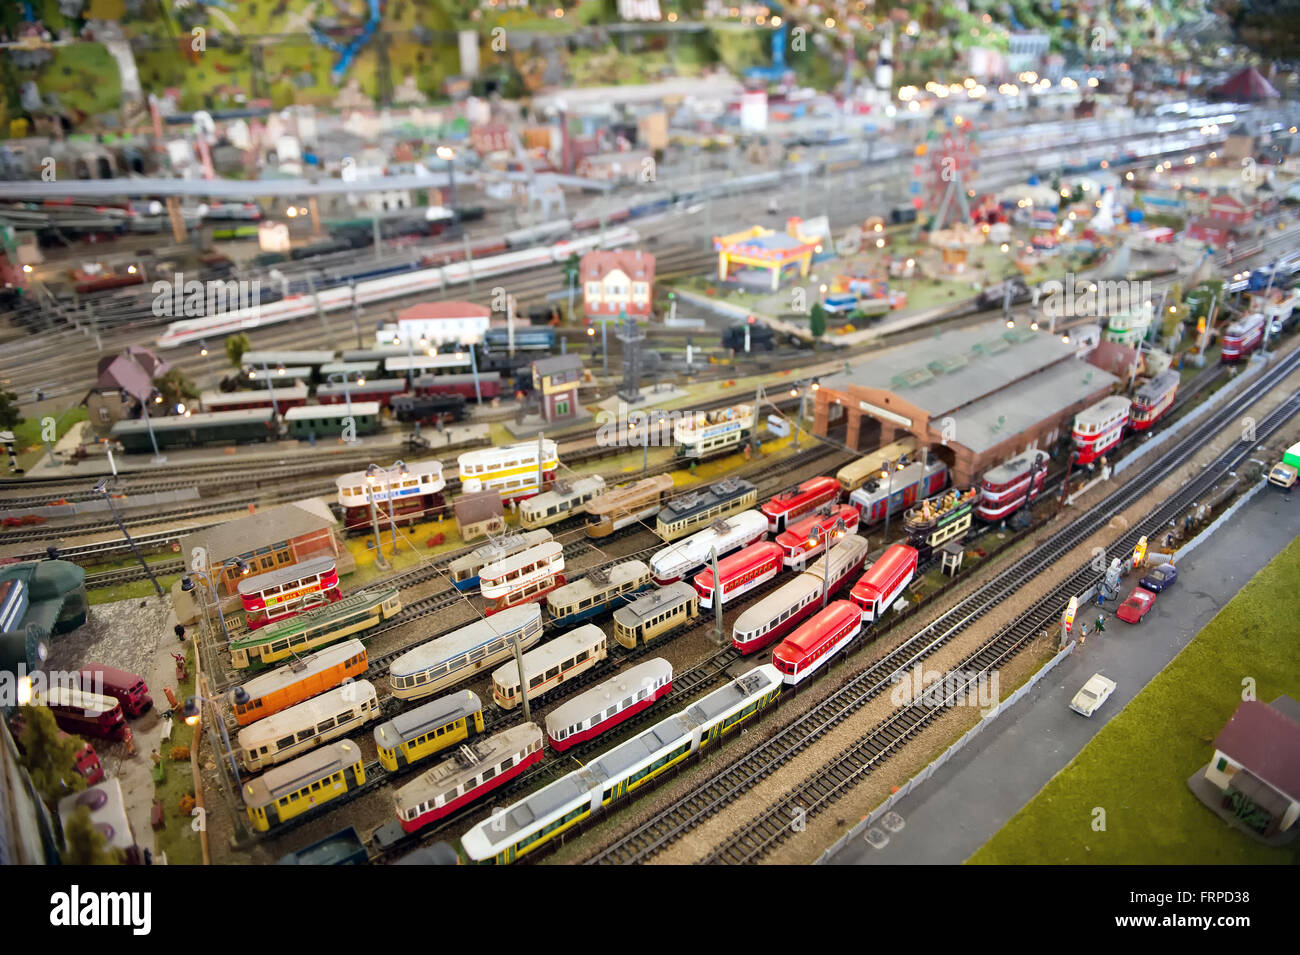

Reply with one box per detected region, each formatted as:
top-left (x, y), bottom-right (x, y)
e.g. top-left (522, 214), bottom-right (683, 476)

top-left (814, 638), bottom-right (1078, 864)
top-left (0, 487), bottom-right (200, 521)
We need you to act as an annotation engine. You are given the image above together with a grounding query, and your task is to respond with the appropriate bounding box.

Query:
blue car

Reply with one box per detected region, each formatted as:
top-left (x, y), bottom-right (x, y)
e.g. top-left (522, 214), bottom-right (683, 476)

top-left (1139, 563), bottom-right (1178, 593)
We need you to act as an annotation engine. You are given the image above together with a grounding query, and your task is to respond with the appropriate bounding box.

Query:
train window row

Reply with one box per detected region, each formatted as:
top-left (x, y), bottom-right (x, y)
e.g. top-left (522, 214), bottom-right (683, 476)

top-left (513, 803), bottom-right (588, 853)
top-left (409, 718), bottom-right (463, 747)
top-left (275, 769), bottom-right (343, 806)
top-left (721, 701), bottom-right (762, 731)
top-left (624, 740), bottom-right (692, 790)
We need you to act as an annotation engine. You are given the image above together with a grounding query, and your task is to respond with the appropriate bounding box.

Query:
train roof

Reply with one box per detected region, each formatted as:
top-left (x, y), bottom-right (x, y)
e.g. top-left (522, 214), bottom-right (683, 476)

top-left (651, 510), bottom-right (768, 572)
top-left (385, 355), bottom-right (473, 374)
top-left (389, 604), bottom-right (541, 678)
top-left (335, 459), bottom-right (443, 489)
top-left (852, 543), bottom-right (918, 592)
top-left (243, 350), bottom-right (336, 367)
top-left (319, 361), bottom-right (380, 375)
top-left (521, 475), bottom-right (606, 511)
top-left (777, 505), bottom-right (859, 545)
top-left (449, 529), bottom-right (554, 572)
top-left (283, 401), bottom-right (382, 420)
top-left (733, 573), bottom-right (823, 634)
top-left (544, 659), bottom-right (673, 733)
top-left (245, 367), bottom-right (313, 383)
top-left (980, 448), bottom-right (1049, 485)
top-left (1076, 395), bottom-right (1132, 424)
top-left (314, 378), bottom-right (405, 396)
top-left (1134, 369), bottom-right (1181, 402)
top-left (695, 540), bottom-right (783, 582)
top-left (243, 740), bottom-right (361, 808)
top-left (231, 588), bottom-right (397, 649)
top-left (479, 540), bottom-right (563, 581)
top-left (110, 407), bottom-right (275, 435)
top-left (237, 554), bottom-right (337, 596)
top-left (586, 473), bottom-right (674, 511)
top-left (235, 640), bottom-right (365, 702)
top-left (236, 680), bottom-right (376, 750)
top-left (763, 475), bottom-right (841, 508)
top-left (394, 723), bottom-right (542, 816)
top-left (458, 440), bottom-right (558, 464)
top-left (849, 457), bottom-right (947, 505)
top-left (805, 533), bottom-right (870, 577)
top-left (548, 561), bottom-right (648, 605)
top-left (835, 439), bottom-right (919, 487)
top-left (777, 600), bottom-right (860, 654)
top-left (613, 581), bottom-right (698, 626)
top-left (374, 690), bottom-right (481, 749)
top-left (33, 685), bottom-right (119, 714)
top-left (415, 372), bottom-right (501, 388)
top-left (492, 624), bottom-right (605, 686)
top-left (201, 385), bottom-right (310, 407)
top-left (656, 478), bottom-right (756, 523)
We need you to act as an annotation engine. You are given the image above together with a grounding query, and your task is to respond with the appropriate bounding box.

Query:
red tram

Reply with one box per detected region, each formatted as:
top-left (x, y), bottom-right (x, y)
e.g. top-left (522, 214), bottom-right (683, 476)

top-left (975, 450), bottom-right (1049, 523)
top-left (1221, 312), bottom-right (1265, 364)
top-left (692, 541), bottom-right (784, 609)
top-left (1130, 370), bottom-right (1181, 431)
top-left (771, 600), bottom-right (863, 685)
top-left (776, 505), bottom-right (861, 570)
top-left (849, 544), bottom-right (919, 622)
top-left (239, 556), bottom-right (342, 630)
top-left (1071, 396), bottom-right (1131, 465)
top-left (760, 476), bottom-right (841, 533)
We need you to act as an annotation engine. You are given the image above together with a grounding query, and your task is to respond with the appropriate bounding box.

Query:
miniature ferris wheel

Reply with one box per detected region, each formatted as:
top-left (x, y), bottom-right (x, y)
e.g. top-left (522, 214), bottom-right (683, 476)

top-left (909, 118), bottom-right (979, 236)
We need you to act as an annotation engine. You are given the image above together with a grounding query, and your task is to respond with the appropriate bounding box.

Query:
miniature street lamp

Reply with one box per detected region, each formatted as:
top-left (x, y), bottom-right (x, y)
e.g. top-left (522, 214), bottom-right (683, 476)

top-left (184, 692), bottom-right (245, 786)
top-left (808, 517), bottom-right (849, 607)
top-left (181, 568), bottom-right (230, 643)
top-left (198, 340), bottom-right (217, 390)
top-left (364, 467), bottom-right (392, 571)
top-left (95, 477), bottom-right (163, 597)
top-left (369, 460), bottom-right (408, 556)
top-left (325, 372), bottom-right (357, 433)
top-left (246, 362), bottom-right (282, 417)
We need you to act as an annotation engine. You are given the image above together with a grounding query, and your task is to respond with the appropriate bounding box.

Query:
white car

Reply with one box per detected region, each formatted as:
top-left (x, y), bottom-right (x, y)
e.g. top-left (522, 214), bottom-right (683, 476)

top-left (1069, 673), bottom-right (1118, 717)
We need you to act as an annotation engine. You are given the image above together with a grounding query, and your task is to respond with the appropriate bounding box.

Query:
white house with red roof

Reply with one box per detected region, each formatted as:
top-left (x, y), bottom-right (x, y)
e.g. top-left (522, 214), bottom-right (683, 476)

top-left (581, 249), bottom-right (655, 320)
top-left (1204, 698), bottom-right (1300, 837)
top-left (388, 301), bottom-right (493, 346)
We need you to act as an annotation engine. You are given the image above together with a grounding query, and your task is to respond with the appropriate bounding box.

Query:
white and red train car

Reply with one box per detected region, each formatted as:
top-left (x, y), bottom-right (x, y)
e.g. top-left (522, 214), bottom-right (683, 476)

top-left (393, 723), bottom-right (545, 833)
top-left (1071, 396), bottom-right (1131, 466)
top-left (733, 535), bottom-right (870, 654)
top-left (760, 476), bottom-right (841, 533)
top-left (771, 600), bottom-right (863, 685)
top-left (849, 544), bottom-right (919, 623)
top-left (479, 540), bottom-right (566, 615)
top-left (1130, 369), bottom-right (1180, 431)
top-left (335, 460), bottom-right (447, 532)
top-left (776, 505), bottom-right (861, 570)
top-left (238, 556), bottom-right (342, 630)
top-left (848, 457), bottom-right (948, 525)
top-left (692, 540), bottom-right (784, 610)
top-left (1220, 312), bottom-right (1265, 364)
top-left (974, 449), bottom-right (1049, 523)
top-left (544, 658), bottom-right (673, 752)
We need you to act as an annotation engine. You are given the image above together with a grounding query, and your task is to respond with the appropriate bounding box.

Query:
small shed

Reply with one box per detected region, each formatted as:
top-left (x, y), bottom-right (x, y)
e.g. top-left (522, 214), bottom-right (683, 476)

top-left (1204, 698), bottom-right (1300, 837)
top-left (455, 490), bottom-right (505, 542)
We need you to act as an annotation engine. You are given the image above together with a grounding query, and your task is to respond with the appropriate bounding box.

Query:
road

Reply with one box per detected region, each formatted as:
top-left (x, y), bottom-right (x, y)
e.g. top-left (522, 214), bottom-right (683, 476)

top-left (826, 482), bottom-right (1300, 865)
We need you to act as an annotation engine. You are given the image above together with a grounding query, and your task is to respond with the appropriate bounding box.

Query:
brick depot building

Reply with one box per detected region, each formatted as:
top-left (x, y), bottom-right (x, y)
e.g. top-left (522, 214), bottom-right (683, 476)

top-left (811, 321), bottom-right (1121, 486)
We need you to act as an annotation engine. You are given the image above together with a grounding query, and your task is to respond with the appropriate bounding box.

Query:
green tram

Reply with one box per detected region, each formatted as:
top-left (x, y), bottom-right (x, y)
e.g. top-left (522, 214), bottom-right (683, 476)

top-left (228, 587), bottom-right (402, 669)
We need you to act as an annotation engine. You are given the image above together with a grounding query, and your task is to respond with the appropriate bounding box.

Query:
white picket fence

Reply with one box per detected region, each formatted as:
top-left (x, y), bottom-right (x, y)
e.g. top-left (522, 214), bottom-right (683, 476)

top-left (814, 638), bottom-right (1078, 864)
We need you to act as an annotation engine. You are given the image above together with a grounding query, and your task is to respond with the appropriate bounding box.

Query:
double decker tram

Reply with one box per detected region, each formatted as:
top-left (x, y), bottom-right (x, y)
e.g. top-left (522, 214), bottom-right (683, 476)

top-left (238, 556), bottom-right (342, 630)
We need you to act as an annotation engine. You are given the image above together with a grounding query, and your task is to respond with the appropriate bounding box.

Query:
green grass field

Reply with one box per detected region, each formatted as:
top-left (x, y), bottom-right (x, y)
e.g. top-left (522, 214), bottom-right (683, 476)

top-left (969, 535), bottom-right (1300, 865)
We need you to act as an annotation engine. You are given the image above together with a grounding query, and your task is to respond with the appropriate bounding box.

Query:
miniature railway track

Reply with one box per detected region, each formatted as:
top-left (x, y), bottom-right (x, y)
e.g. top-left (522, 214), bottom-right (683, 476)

top-left (580, 349), bottom-right (1300, 865)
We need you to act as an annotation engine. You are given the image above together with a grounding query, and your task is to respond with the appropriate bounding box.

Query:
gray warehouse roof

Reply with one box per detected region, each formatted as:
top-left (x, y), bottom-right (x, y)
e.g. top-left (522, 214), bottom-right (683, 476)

top-left (949, 361), bottom-right (1119, 454)
top-left (822, 321), bottom-right (1084, 417)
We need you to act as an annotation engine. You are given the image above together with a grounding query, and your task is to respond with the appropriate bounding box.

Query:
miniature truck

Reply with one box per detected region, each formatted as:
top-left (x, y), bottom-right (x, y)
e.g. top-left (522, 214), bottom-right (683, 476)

top-left (1267, 441), bottom-right (1300, 491)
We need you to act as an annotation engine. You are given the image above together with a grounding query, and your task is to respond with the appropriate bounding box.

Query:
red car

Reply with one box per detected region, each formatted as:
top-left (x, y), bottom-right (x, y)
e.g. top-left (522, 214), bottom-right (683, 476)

top-left (1117, 587), bottom-right (1157, 624)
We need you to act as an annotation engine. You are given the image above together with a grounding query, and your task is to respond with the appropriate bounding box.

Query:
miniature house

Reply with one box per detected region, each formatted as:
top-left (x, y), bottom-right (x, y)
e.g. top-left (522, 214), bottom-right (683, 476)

top-left (581, 249), bottom-right (655, 320)
top-left (1204, 698), bottom-right (1300, 837)
top-left (82, 345), bottom-right (171, 436)
top-left (455, 489), bottom-right (506, 542)
top-left (531, 354), bottom-right (584, 423)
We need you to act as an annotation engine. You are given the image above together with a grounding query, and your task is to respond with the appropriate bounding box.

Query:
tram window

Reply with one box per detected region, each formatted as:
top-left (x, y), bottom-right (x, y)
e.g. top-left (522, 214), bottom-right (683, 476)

top-left (296, 730), bottom-right (314, 742)
top-left (276, 735), bottom-right (295, 749)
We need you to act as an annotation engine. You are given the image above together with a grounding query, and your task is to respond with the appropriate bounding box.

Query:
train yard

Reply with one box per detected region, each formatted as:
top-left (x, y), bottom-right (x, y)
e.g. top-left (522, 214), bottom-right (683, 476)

top-left (3, 38), bottom-right (1299, 883)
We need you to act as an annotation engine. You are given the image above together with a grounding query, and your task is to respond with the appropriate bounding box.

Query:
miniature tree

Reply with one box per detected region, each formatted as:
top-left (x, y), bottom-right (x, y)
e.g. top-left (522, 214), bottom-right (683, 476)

top-left (0, 390), bottom-right (21, 431)
top-left (153, 369), bottom-right (199, 414)
top-left (61, 805), bottom-right (121, 865)
top-left (16, 705), bottom-right (87, 805)
top-left (809, 302), bottom-right (827, 339)
top-left (225, 332), bottom-right (252, 369)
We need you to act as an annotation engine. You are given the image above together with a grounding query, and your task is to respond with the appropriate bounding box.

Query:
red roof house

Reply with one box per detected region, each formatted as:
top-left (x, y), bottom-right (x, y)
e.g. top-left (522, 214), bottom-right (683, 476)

top-left (1205, 699), bottom-right (1300, 836)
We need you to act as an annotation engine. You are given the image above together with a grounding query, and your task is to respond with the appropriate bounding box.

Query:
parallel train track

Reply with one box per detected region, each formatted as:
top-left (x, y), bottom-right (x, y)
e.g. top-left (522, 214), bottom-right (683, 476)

top-left (576, 347), bottom-right (1300, 865)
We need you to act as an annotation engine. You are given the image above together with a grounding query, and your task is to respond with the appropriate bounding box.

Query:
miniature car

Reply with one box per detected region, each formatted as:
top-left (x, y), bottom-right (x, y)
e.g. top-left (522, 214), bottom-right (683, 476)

top-left (1116, 587), bottom-right (1157, 624)
top-left (1070, 673), bottom-right (1118, 717)
top-left (1138, 563), bottom-right (1178, 593)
